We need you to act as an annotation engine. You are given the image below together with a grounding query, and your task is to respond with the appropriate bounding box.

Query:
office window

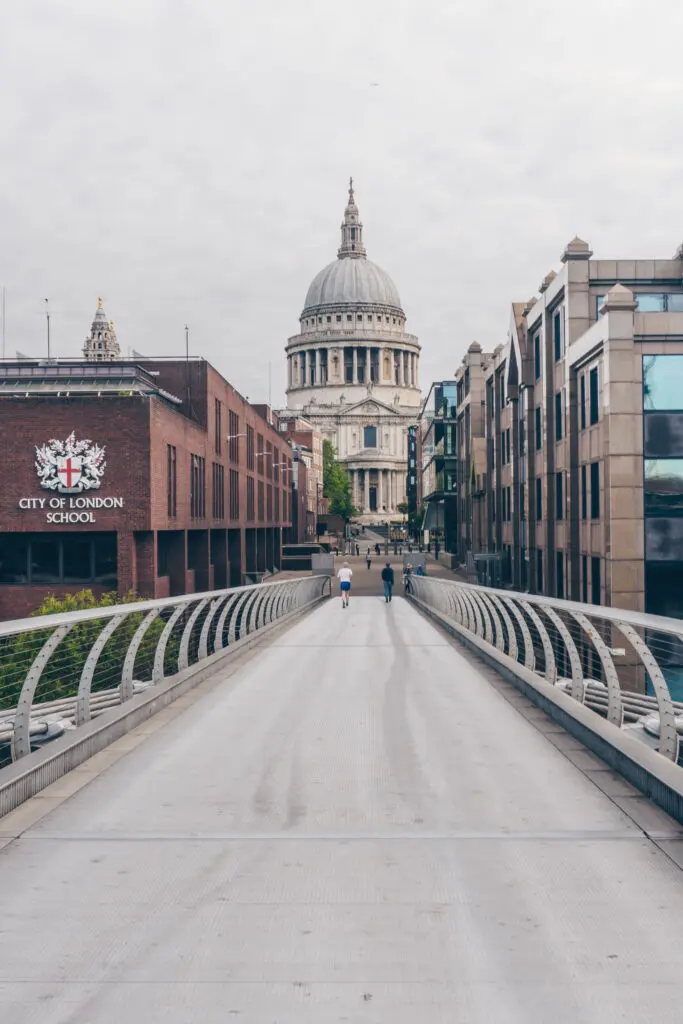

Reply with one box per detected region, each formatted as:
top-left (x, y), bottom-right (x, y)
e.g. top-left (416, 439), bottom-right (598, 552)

top-left (212, 462), bottom-right (225, 519)
top-left (582, 554), bottom-right (588, 603)
top-left (520, 482), bottom-right (525, 520)
top-left (553, 310), bottom-right (562, 361)
top-left (536, 549), bottom-right (543, 593)
top-left (257, 434), bottom-right (264, 474)
top-left (555, 392), bottom-right (563, 440)
top-left (229, 411), bottom-right (240, 463)
top-left (590, 461), bottom-right (600, 519)
top-left (506, 428), bottom-right (511, 464)
top-left (520, 418), bottom-right (525, 453)
top-left (591, 556), bottom-right (601, 605)
top-left (556, 471), bottom-right (563, 520)
top-left (167, 444), bottom-right (177, 517)
top-left (267, 483), bottom-right (273, 520)
top-left (500, 375), bottom-right (506, 409)
top-left (190, 455), bottom-right (206, 518)
top-left (266, 441), bottom-right (273, 478)
top-left (580, 374), bottom-right (586, 430)
top-left (644, 458), bottom-right (683, 513)
top-left (535, 406), bottom-right (542, 450)
top-left (556, 551), bottom-right (564, 599)
top-left (214, 399), bottom-right (222, 454)
top-left (229, 469), bottom-right (239, 520)
top-left (246, 425), bottom-right (255, 470)
top-left (581, 464), bottom-right (587, 520)
top-left (246, 476), bottom-right (255, 520)
top-left (364, 425), bottom-right (377, 448)
top-left (535, 477), bottom-right (542, 519)
top-left (258, 480), bottom-right (265, 521)
top-left (274, 486), bottom-right (280, 521)
top-left (643, 354), bottom-right (683, 410)
top-left (0, 533), bottom-right (116, 586)
top-left (635, 293), bottom-right (665, 312)
top-left (589, 367), bottom-right (599, 425)
top-left (534, 334), bottom-right (541, 380)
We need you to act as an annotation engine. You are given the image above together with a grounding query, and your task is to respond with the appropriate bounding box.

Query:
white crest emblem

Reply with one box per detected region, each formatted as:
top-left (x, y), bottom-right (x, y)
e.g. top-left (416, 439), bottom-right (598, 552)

top-left (35, 432), bottom-right (107, 493)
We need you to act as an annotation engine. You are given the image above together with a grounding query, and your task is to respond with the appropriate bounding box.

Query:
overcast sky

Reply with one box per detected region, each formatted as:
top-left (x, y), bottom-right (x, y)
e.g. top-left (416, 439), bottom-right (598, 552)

top-left (2, 0), bottom-right (683, 405)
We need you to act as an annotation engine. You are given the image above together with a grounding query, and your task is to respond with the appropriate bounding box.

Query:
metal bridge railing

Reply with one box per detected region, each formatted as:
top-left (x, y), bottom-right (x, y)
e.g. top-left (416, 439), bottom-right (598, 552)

top-left (0, 576), bottom-right (329, 767)
top-left (407, 576), bottom-right (683, 764)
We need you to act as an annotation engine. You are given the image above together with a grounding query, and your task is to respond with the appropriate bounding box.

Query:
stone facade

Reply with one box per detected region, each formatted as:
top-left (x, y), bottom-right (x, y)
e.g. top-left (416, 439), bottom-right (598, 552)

top-left (283, 182), bottom-right (421, 521)
top-left (83, 298), bottom-right (121, 360)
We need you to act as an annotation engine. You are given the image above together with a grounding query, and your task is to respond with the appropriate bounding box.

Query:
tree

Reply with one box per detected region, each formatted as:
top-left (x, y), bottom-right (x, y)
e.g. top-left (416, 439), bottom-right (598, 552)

top-left (322, 439), bottom-right (355, 518)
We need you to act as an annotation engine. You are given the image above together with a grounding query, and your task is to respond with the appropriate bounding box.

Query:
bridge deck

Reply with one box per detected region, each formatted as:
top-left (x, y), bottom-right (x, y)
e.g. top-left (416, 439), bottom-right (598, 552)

top-left (2, 596), bottom-right (683, 1022)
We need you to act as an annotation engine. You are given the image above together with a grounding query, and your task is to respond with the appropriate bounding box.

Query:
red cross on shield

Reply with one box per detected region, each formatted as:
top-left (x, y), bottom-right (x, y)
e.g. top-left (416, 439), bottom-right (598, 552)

top-left (57, 456), bottom-right (82, 490)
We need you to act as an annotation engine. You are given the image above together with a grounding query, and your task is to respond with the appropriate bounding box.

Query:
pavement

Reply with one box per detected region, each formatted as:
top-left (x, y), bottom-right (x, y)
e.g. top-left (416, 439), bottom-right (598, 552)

top-left (2, 597), bottom-right (683, 1021)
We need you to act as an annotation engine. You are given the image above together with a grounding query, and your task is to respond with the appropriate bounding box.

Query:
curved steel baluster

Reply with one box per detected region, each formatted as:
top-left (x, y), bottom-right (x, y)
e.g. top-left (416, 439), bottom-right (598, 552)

top-left (229, 591), bottom-right (254, 644)
top-left (570, 611), bottom-right (623, 727)
top-left (198, 595), bottom-right (229, 660)
top-left (12, 624), bottom-right (73, 761)
top-left (520, 600), bottom-right (556, 684)
top-left (178, 599), bottom-right (209, 672)
top-left (616, 620), bottom-right (678, 760)
top-left (121, 609), bottom-right (160, 700)
top-left (153, 604), bottom-right (190, 684)
top-left (214, 593), bottom-right (242, 650)
top-left (501, 597), bottom-right (535, 671)
top-left (76, 615), bottom-right (125, 725)
top-left (540, 605), bottom-right (584, 702)
top-left (479, 593), bottom-right (505, 652)
top-left (489, 593), bottom-right (517, 660)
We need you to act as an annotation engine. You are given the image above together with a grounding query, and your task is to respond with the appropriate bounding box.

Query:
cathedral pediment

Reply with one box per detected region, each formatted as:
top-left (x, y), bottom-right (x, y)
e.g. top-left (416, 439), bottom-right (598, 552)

top-left (342, 396), bottom-right (398, 417)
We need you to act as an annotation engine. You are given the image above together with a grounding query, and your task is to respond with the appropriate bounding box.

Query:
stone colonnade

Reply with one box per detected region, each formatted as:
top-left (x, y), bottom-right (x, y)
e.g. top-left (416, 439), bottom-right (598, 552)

top-left (288, 346), bottom-right (418, 389)
top-left (348, 467), bottom-right (406, 514)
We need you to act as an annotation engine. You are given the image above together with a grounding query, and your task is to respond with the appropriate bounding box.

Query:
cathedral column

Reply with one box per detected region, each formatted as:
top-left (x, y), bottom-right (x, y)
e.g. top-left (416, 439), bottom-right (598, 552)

top-left (398, 350), bottom-right (404, 387)
top-left (364, 471), bottom-right (370, 513)
top-left (352, 347), bottom-right (358, 385)
top-left (378, 469), bottom-right (384, 511)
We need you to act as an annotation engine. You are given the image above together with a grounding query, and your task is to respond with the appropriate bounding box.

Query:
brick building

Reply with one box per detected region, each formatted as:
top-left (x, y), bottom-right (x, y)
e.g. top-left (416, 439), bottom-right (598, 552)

top-left (275, 413), bottom-right (324, 540)
top-left (0, 357), bottom-right (292, 619)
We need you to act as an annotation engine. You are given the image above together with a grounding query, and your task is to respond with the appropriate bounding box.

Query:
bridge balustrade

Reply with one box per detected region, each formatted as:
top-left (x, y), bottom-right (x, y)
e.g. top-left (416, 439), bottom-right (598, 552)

top-left (0, 576), bottom-right (330, 768)
top-left (407, 576), bottom-right (683, 764)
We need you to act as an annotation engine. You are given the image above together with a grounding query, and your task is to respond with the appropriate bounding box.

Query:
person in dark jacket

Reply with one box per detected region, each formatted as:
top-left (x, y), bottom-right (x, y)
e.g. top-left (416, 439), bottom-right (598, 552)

top-left (381, 561), bottom-right (395, 602)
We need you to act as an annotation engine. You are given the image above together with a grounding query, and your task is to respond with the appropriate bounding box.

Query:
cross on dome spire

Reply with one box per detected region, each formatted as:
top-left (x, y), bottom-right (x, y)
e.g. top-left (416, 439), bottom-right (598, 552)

top-left (338, 177), bottom-right (366, 260)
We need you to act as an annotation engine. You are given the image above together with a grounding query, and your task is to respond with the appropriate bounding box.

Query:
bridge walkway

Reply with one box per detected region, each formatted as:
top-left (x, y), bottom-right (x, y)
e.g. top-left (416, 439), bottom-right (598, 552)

top-left (1, 596), bottom-right (683, 1022)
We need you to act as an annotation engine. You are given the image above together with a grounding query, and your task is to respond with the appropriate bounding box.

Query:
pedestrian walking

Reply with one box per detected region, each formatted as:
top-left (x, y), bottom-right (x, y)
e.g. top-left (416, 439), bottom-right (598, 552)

top-left (337, 560), bottom-right (353, 608)
top-left (375, 542), bottom-right (380, 556)
top-left (366, 550), bottom-right (372, 570)
top-left (355, 543), bottom-right (360, 556)
top-left (381, 561), bottom-right (394, 603)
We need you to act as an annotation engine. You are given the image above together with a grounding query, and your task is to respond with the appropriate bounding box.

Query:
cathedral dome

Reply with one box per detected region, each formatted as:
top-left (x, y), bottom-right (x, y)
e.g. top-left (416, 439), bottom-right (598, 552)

top-left (301, 179), bottom-right (403, 318)
top-left (303, 257), bottom-right (402, 314)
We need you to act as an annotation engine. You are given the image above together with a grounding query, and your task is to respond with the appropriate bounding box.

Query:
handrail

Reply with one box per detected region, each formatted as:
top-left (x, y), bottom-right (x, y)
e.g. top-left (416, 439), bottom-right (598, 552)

top-left (406, 576), bottom-right (683, 764)
top-left (0, 576), bottom-right (330, 765)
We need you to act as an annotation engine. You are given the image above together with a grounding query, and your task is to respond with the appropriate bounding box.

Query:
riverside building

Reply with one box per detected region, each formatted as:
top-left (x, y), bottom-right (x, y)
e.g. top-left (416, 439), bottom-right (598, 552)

top-left (283, 181), bottom-right (421, 522)
top-left (0, 314), bottom-right (292, 619)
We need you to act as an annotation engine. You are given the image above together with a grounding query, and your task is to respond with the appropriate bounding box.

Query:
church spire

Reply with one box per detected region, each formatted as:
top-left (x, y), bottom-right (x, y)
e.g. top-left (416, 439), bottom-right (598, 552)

top-left (83, 297), bottom-right (121, 362)
top-left (337, 177), bottom-right (366, 260)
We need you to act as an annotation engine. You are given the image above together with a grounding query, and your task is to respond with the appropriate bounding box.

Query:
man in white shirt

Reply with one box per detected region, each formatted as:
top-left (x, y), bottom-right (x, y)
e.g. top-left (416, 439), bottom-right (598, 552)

top-left (337, 561), bottom-right (353, 608)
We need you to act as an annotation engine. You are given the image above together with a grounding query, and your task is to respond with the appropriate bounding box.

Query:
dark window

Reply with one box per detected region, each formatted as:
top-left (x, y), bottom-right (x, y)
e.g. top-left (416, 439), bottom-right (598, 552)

top-left (591, 556), bottom-right (601, 605)
top-left (246, 426), bottom-right (255, 470)
top-left (553, 310), bottom-right (562, 361)
top-left (0, 535), bottom-right (28, 583)
top-left (535, 477), bottom-right (542, 520)
top-left (556, 471), bottom-right (563, 520)
top-left (556, 551), bottom-right (564, 599)
top-left (214, 398), bottom-right (222, 454)
top-left (582, 554), bottom-right (588, 603)
top-left (536, 548), bottom-right (543, 592)
top-left (520, 483), bottom-right (525, 520)
top-left (212, 463), bottom-right (225, 519)
top-left (555, 392), bottom-right (563, 440)
top-left (0, 534), bottom-right (116, 586)
top-left (229, 411), bottom-right (240, 463)
top-left (257, 434), bottom-right (264, 475)
top-left (581, 464), bottom-right (587, 520)
top-left (645, 518), bottom-right (683, 561)
top-left (364, 426), bottom-right (377, 448)
top-left (644, 458), bottom-right (683, 513)
top-left (62, 536), bottom-right (92, 584)
top-left (266, 441), bottom-right (273, 478)
top-left (590, 461), bottom-right (600, 519)
top-left (589, 367), bottom-right (599, 425)
top-left (506, 428), bottom-right (511, 464)
top-left (246, 477), bottom-right (255, 520)
top-left (258, 480), bottom-right (265, 522)
top-left (500, 375), bottom-right (506, 409)
top-left (229, 469), bottom-right (239, 520)
top-left (31, 538), bottom-right (60, 582)
top-left (645, 413), bottom-right (683, 458)
top-left (580, 374), bottom-right (586, 430)
top-left (535, 406), bottom-right (542, 450)
top-left (274, 486), bottom-right (280, 521)
top-left (190, 454), bottom-right (206, 518)
top-left (167, 444), bottom-right (177, 517)
top-left (464, 369), bottom-right (470, 394)
top-left (267, 483), bottom-right (273, 520)
top-left (534, 334), bottom-right (541, 380)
